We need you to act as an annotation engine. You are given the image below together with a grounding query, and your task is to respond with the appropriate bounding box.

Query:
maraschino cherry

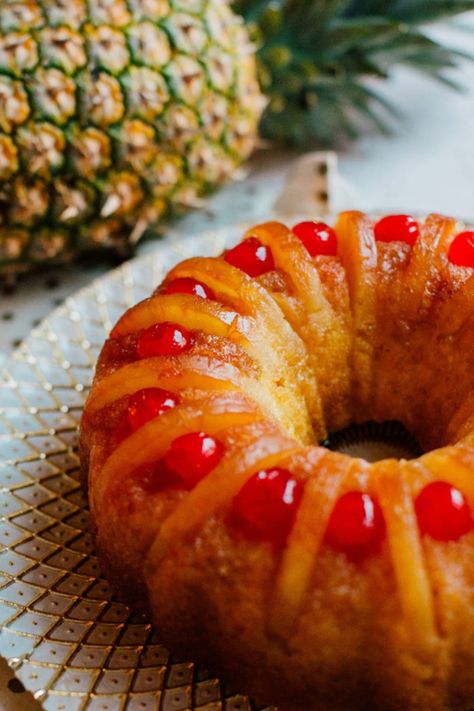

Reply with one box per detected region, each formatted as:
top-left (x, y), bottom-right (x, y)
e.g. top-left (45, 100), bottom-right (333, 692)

top-left (232, 467), bottom-right (303, 544)
top-left (127, 388), bottom-right (179, 432)
top-left (224, 237), bottom-right (275, 277)
top-left (292, 221), bottom-right (338, 257)
top-left (447, 231), bottom-right (474, 268)
top-left (137, 322), bottom-right (193, 358)
top-left (325, 491), bottom-right (385, 556)
top-left (164, 432), bottom-right (224, 488)
top-left (163, 277), bottom-right (215, 300)
top-left (374, 215), bottom-right (419, 246)
top-left (415, 481), bottom-right (472, 541)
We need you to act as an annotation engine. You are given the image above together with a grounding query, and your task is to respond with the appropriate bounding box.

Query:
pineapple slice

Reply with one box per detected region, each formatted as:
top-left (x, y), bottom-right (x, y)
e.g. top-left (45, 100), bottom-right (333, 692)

top-left (244, 222), bottom-right (351, 431)
top-left (335, 211), bottom-right (378, 416)
top-left (403, 446), bottom-right (474, 646)
top-left (111, 292), bottom-right (249, 341)
top-left (407, 454), bottom-right (474, 706)
top-left (111, 293), bottom-right (313, 443)
top-left (165, 256), bottom-right (317, 424)
top-left (85, 356), bottom-right (241, 413)
top-left (402, 214), bottom-right (457, 322)
top-left (247, 222), bottom-right (335, 326)
top-left (269, 448), bottom-right (352, 638)
top-left (91, 391), bottom-right (261, 515)
top-left (372, 459), bottom-right (440, 665)
top-left (147, 422), bottom-right (300, 566)
top-left (420, 446), bottom-right (474, 504)
top-left (84, 353), bottom-right (290, 431)
top-left (371, 239), bottom-right (412, 424)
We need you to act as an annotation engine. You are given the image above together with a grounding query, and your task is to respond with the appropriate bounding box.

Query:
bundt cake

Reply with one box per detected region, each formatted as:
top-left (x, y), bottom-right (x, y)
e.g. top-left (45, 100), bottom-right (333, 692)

top-left (80, 212), bottom-right (474, 711)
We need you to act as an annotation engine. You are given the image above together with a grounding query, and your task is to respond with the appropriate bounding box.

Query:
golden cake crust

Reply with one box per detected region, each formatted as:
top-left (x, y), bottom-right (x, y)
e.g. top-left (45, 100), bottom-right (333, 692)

top-left (80, 212), bottom-right (474, 711)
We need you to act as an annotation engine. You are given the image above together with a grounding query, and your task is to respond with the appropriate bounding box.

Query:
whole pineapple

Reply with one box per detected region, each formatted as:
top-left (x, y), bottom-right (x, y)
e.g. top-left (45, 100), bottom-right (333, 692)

top-left (0, 0), bottom-right (265, 279)
top-left (1, 0), bottom-right (473, 280)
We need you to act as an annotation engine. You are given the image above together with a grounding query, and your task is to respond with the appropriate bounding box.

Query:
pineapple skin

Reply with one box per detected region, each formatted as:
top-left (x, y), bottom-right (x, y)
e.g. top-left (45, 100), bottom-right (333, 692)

top-left (0, 0), bottom-right (264, 279)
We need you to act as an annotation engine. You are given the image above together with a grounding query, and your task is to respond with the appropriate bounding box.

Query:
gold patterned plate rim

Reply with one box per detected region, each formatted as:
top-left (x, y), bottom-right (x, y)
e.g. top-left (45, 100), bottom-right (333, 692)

top-left (0, 222), bottom-right (280, 711)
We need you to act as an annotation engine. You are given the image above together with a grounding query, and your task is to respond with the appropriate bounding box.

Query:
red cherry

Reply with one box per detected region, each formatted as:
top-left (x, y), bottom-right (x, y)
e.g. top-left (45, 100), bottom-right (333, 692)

top-left (292, 221), bottom-right (338, 257)
top-left (137, 322), bottom-right (193, 359)
top-left (224, 237), bottom-right (275, 277)
top-left (447, 231), bottom-right (474, 268)
top-left (415, 481), bottom-right (472, 541)
top-left (164, 432), bottom-right (224, 487)
top-left (374, 215), bottom-right (419, 246)
top-left (127, 387), bottom-right (179, 432)
top-left (325, 491), bottom-right (385, 554)
top-left (232, 467), bottom-right (303, 544)
top-left (163, 277), bottom-right (215, 300)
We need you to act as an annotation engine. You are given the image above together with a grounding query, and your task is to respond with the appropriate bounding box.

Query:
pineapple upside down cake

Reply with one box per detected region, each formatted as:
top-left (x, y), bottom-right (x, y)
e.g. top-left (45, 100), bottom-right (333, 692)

top-left (80, 212), bottom-right (474, 711)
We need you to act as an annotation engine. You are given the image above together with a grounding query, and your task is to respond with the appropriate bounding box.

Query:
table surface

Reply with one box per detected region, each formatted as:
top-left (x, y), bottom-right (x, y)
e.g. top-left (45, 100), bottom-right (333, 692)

top-left (0, 12), bottom-right (474, 710)
top-left (1, 14), bottom-right (474, 359)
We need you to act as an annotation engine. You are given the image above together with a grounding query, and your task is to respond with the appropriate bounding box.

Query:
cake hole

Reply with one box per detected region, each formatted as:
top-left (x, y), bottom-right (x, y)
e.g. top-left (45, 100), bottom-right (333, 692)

top-left (322, 421), bottom-right (422, 463)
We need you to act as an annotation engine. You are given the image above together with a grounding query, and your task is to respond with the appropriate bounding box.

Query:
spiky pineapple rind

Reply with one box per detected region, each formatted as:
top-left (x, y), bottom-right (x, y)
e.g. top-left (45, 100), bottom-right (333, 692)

top-left (0, 0), bottom-right (265, 278)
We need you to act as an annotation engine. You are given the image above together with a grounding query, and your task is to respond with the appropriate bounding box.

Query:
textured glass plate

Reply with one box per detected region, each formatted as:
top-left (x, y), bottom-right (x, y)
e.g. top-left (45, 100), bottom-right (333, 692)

top-left (0, 223), bottom-right (279, 711)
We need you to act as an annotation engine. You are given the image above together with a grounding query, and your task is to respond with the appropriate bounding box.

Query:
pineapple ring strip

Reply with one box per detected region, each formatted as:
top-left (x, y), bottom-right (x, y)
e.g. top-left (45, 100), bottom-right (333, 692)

top-left (372, 459), bottom-right (440, 665)
top-left (419, 447), bottom-right (474, 506)
top-left (246, 221), bottom-right (354, 432)
top-left (404, 455), bottom-right (474, 688)
top-left (269, 452), bottom-right (375, 640)
top-left (335, 211), bottom-right (378, 412)
top-left (91, 392), bottom-right (261, 515)
top-left (399, 455), bottom-right (474, 685)
top-left (244, 222), bottom-right (332, 425)
top-left (147, 435), bottom-right (301, 567)
top-left (111, 292), bottom-right (251, 341)
top-left (85, 356), bottom-right (248, 413)
top-left (110, 292), bottom-right (301, 410)
top-left (109, 292), bottom-right (314, 443)
top-left (270, 444), bottom-right (474, 649)
top-left (403, 214), bottom-right (457, 322)
top-left (246, 222), bottom-right (335, 331)
top-left (269, 448), bottom-right (350, 638)
top-left (83, 353), bottom-right (297, 437)
top-left (164, 256), bottom-right (317, 408)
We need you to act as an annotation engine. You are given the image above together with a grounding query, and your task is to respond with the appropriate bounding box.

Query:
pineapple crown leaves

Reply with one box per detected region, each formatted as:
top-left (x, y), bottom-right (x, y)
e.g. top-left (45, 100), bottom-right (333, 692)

top-left (234, 0), bottom-right (474, 146)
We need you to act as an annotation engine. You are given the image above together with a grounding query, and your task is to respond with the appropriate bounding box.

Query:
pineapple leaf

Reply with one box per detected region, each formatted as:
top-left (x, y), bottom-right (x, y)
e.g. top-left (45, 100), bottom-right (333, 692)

top-left (379, 0), bottom-right (474, 22)
top-left (344, 0), bottom-right (474, 21)
top-left (235, 0), bottom-right (474, 146)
